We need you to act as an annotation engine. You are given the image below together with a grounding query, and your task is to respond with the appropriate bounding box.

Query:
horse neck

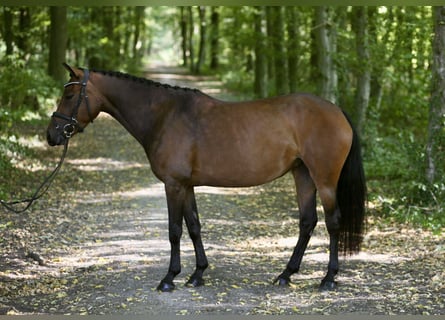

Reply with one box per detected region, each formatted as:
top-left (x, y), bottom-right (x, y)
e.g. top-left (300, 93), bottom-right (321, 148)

top-left (97, 76), bottom-right (190, 147)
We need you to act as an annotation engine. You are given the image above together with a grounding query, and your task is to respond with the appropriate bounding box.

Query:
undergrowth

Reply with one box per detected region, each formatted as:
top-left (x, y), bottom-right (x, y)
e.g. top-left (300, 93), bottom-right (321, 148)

top-left (0, 56), bottom-right (59, 200)
top-left (365, 129), bottom-right (444, 234)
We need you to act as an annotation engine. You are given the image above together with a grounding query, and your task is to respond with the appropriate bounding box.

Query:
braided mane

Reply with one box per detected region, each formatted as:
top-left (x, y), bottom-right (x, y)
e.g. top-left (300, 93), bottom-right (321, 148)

top-left (90, 68), bottom-right (202, 94)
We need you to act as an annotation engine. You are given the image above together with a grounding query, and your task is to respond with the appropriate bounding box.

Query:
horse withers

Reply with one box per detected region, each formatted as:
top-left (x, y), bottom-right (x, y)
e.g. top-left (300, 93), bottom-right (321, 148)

top-left (47, 63), bottom-right (366, 292)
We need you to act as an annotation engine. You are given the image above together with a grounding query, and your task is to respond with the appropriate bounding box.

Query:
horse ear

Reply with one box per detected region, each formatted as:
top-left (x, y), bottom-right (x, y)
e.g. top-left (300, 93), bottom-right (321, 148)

top-left (62, 62), bottom-right (77, 78)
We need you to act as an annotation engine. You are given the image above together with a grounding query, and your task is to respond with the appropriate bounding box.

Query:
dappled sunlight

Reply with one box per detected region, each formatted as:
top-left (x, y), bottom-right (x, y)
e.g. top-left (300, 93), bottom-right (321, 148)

top-left (17, 135), bottom-right (47, 149)
top-left (67, 157), bottom-right (148, 172)
top-left (52, 238), bottom-right (169, 270)
top-left (74, 183), bottom-right (262, 202)
top-left (115, 183), bottom-right (165, 198)
top-left (196, 186), bottom-right (259, 196)
top-left (232, 234), bottom-right (409, 265)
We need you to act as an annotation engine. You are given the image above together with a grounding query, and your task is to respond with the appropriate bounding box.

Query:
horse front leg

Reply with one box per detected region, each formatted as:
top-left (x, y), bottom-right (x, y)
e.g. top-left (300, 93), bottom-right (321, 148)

top-left (157, 183), bottom-right (185, 292)
top-left (183, 187), bottom-right (208, 287)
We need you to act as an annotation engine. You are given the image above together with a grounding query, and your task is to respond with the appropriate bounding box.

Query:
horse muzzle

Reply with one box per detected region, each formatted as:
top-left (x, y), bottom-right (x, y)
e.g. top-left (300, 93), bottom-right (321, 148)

top-left (47, 127), bottom-right (67, 146)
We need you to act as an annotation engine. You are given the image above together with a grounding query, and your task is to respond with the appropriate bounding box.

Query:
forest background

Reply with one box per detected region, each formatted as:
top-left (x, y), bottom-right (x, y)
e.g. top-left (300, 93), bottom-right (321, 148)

top-left (0, 6), bottom-right (444, 233)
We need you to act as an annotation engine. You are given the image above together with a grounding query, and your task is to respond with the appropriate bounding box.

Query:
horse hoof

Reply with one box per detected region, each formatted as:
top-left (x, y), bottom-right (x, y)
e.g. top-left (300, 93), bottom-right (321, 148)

top-left (274, 276), bottom-right (290, 287)
top-left (186, 276), bottom-right (205, 287)
top-left (319, 280), bottom-right (337, 291)
top-left (157, 281), bottom-right (175, 292)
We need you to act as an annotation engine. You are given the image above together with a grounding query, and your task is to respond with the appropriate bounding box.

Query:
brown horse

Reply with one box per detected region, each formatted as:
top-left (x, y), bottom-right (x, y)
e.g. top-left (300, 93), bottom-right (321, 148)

top-left (47, 63), bottom-right (366, 292)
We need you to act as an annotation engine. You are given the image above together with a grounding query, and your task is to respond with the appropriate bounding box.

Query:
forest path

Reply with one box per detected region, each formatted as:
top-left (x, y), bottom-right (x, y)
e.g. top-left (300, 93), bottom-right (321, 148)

top-left (0, 65), bottom-right (443, 315)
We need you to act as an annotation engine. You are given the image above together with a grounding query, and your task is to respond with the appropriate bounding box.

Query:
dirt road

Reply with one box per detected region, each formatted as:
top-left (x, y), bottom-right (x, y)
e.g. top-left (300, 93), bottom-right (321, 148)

top-left (0, 66), bottom-right (443, 315)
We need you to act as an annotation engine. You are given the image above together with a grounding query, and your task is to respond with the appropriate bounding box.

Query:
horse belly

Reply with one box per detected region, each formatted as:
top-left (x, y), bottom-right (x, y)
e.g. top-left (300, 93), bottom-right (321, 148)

top-left (192, 135), bottom-right (298, 187)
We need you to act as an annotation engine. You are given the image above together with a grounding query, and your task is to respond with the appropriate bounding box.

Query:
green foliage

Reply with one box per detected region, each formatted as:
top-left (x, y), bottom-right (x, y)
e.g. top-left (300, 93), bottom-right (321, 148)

top-left (0, 56), bottom-right (59, 115)
top-left (66, 7), bottom-right (153, 72)
top-left (0, 56), bottom-right (58, 200)
top-left (218, 68), bottom-right (255, 99)
top-left (377, 182), bottom-right (445, 234)
top-left (0, 134), bottom-right (35, 200)
top-left (365, 130), bottom-right (445, 233)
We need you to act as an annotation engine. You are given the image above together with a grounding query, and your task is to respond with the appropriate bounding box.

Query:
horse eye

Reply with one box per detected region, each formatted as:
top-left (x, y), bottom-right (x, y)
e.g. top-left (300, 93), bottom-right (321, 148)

top-left (65, 94), bottom-right (74, 100)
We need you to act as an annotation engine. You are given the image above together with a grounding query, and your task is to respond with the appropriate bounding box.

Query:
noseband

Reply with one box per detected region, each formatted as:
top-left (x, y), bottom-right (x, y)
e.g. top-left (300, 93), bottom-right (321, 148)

top-left (52, 69), bottom-right (94, 139)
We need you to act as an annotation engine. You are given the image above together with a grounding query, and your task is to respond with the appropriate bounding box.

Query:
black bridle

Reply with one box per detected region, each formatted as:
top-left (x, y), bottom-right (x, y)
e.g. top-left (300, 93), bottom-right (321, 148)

top-left (51, 68), bottom-right (94, 139)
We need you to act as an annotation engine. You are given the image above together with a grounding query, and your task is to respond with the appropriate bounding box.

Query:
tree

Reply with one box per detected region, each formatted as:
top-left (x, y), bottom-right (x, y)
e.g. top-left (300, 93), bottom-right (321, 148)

top-left (286, 7), bottom-right (299, 93)
top-left (16, 7), bottom-right (31, 56)
top-left (268, 7), bottom-right (289, 95)
top-left (352, 6), bottom-right (371, 136)
top-left (2, 7), bottom-right (13, 56)
top-left (180, 7), bottom-right (188, 66)
top-left (426, 6), bottom-right (445, 184)
top-left (195, 6), bottom-right (207, 74)
top-left (253, 6), bottom-right (267, 98)
top-left (209, 7), bottom-right (219, 70)
top-left (187, 7), bottom-right (195, 72)
top-left (314, 6), bottom-right (337, 104)
top-left (132, 7), bottom-right (145, 64)
top-left (48, 7), bottom-right (67, 83)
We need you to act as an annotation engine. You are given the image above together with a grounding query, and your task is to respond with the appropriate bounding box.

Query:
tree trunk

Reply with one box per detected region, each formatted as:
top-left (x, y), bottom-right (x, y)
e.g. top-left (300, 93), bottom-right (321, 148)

top-left (209, 6), bottom-right (219, 70)
top-left (187, 7), bottom-right (195, 73)
top-left (16, 7), bottom-right (31, 57)
top-left (48, 7), bottom-right (68, 84)
top-left (132, 7), bottom-right (145, 62)
top-left (180, 7), bottom-right (188, 67)
top-left (253, 6), bottom-right (267, 98)
top-left (3, 7), bottom-right (14, 56)
top-left (314, 6), bottom-right (337, 104)
top-left (270, 7), bottom-right (289, 95)
top-left (368, 6), bottom-right (383, 112)
top-left (426, 6), bottom-right (445, 184)
top-left (352, 7), bottom-right (371, 136)
top-left (195, 6), bottom-right (207, 74)
top-left (265, 7), bottom-right (275, 90)
top-left (286, 7), bottom-right (299, 93)
top-left (87, 8), bottom-right (102, 68)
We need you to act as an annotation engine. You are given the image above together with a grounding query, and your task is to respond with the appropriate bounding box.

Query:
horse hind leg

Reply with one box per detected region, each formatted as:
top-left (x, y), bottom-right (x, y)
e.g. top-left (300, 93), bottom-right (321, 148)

top-left (318, 186), bottom-right (341, 291)
top-left (275, 162), bottom-right (317, 286)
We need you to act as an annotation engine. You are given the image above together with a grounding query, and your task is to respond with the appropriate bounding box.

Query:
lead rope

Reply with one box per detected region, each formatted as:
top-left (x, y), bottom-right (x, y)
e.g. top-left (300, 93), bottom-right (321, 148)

top-left (0, 139), bottom-right (69, 214)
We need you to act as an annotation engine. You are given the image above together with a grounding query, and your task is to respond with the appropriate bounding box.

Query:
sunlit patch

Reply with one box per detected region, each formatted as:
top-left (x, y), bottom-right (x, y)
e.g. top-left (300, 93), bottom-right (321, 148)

top-left (115, 183), bottom-right (166, 198)
top-left (17, 135), bottom-right (47, 149)
top-left (196, 186), bottom-right (259, 195)
top-left (66, 158), bottom-right (148, 171)
top-left (52, 238), bottom-right (169, 270)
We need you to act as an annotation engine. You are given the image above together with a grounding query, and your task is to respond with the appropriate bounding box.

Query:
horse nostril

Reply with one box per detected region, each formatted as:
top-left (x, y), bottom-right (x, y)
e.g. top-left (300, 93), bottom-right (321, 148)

top-left (47, 130), bottom-right (56, 146)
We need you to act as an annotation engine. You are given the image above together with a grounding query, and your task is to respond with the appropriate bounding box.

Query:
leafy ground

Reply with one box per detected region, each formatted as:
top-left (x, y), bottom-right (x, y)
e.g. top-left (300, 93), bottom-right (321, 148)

top-left (0, 66), bottom-right (444, 315)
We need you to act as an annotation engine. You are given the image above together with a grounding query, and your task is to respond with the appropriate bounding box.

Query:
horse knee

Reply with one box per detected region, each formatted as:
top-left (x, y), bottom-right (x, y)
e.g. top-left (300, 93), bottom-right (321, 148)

top-left (169, 224), bottom-right (182, 244)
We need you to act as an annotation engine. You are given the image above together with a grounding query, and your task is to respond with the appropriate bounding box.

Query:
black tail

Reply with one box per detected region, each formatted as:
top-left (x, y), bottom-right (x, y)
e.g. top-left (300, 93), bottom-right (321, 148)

top-left (337, 111), bottom-right (367, 255)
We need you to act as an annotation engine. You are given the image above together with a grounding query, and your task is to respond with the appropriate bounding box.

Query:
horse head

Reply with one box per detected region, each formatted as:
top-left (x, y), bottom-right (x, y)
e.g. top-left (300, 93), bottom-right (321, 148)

top-left (47, 63), bottom-right (101, 146)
